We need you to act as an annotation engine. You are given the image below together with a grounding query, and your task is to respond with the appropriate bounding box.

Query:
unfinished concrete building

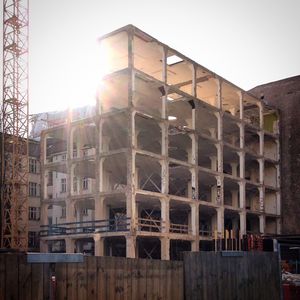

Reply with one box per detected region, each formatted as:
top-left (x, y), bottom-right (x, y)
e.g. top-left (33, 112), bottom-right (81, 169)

top-left (39, 25), bottom-right (281, 259)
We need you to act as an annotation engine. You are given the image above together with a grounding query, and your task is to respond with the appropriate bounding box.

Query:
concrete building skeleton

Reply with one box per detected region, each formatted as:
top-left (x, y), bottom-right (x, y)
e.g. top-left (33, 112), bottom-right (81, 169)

top-left (39, 25), bottom-right (281, 259)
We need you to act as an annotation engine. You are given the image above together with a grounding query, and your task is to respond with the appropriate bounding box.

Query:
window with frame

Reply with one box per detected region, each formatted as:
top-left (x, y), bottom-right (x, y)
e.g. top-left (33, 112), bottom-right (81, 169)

top-left (73, 177), bottom-right (78, 192)
top-left (29, 158), bottom-right (38, 173)
top-left (28, 231), bottom-right (39, 248)
top-left (61, 154), bottom-right (67, 161)
top-left (61, 206), bottom-right (66, 218)
top-left (83, 177), bottom-right (89, 190)
top-left (29, 207), bottom-right (40, 220)
top-left (61, 178), bottom-right (67, 193)
top-left (29, 182), bottom-right (39, 197)
top-left (47, 171), bottom-right (53, 186)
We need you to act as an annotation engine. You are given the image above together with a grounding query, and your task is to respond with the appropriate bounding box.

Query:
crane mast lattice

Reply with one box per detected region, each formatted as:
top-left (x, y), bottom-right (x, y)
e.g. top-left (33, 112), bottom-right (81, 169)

top-left (1, 0), bottom-right (29, 250)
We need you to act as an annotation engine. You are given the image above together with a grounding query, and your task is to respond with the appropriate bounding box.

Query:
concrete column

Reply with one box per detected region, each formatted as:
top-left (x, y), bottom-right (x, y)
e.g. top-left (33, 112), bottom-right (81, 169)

top-left (230, 162), bottom-right (238, 177)
top-left (191, 203), bottom-right (199, 236)
top-left (259, 158), bottom-right (264, 184)
top-left (238, 91), bottom-right (244, 120)
top-left (238, 181), bottom-right (245, 209)
top-left (217, 207), bottom-right (224, 236)
top-left (161, 237), bottom-right (170, 260)
top-left (94, 235), bottom-right (104, 256)
top-left (231, 190), bottom-right (239, 208)
top-left (161, 160), bottom-right (169, 194)
top-left (259, 186), bottom-right (264, 213)
top-left (161, 198), bottom-right (170, 233)
top-left (209, 156), bottom-right (217, 172)
top-left (66, 200), bottom-right (75, 223)
top-left (126, 235), bottom-right (136, 258)
top-left (65, 238), bottom-right (75, 253)
top-left (40, 203), bottom-right (49, 226)
top-left (127, 110), bottom-right (137, 234)
top-left (208, 127), bottom-right (217, 139)
top-left (191, 240), bottom-right (199, 252)
top-left (239, 211), bottom-right (246, 237)
top-left (43, 171), bottom-right (48, 199)
top-left (40, 240), bottom-right (48, 253)
top-left (190, 168), bottom-right (198, 200)
top-left (216, 78), bottom-right (222, 110)
top-left (238, 151), bottom-right (245, 178)
top-left (259, 215), bottom-right (265, 234)
top-left (95, 196), bottom-right (107, 220)
top-left (259, 130), bottom-right (264, 156)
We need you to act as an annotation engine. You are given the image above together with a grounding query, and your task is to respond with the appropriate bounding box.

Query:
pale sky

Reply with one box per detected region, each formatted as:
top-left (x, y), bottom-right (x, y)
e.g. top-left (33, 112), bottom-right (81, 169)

top-left (2, 0), bottom-right (300, 114)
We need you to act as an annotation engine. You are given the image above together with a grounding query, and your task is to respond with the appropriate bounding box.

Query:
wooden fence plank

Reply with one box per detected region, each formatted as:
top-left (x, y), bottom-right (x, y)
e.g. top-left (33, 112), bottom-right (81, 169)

top-left (77, 259), bottom-right (87, 299)
top-left (31, 263), bottom-right (44, 300)
top-left (97, 256), bottom-right (107, 300)
top-left (66, 263), bottom-right (78, 300)
top-left (145, 259), bottom-right (153, 300)
top-left (0, 255), bottom-right (5, 300)
top-left (87, 256), bottom-right (97, 300)
top-left (5, 254), bottom-right (18, 300)
top-left (18, 255), bottom-right (32, 300)
top-left (106, 257), bottom-right (116, 300)
top-left (137, 259), bottom-right (147, 300)
top-left (123, 258), bottom-right (132, 300)
top-left (114, 257), bottom-right (125, 300)
top-left (55, 263), bottom-right (67, 300)
top-left (43, 263), bottom-right (50, 300)
top-left (130, 257), bottom-right (139, 300)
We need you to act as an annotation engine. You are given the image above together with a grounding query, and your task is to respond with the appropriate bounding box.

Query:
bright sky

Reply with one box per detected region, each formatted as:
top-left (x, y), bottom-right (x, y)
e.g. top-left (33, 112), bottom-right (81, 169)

top-left (3, 0), bottom-right (300, 114)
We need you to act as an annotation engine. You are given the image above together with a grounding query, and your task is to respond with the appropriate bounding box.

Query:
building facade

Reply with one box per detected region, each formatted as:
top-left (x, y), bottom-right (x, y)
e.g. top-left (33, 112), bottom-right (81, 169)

top-left (39, 25), bottom-right (281, 259)
top-left (250, 75), bottom-right (300, 234)
top-left (28, 139), bottom-right (41, 251)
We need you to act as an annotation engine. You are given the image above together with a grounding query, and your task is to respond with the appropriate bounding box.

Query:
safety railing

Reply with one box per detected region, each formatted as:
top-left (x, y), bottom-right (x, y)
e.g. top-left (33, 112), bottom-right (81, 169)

top-left (170, 223), bottom-right (190, 234)
top-left (39, 218), bottom-right (130, 237)
top-left (137, 218), bottom-right (164, 232)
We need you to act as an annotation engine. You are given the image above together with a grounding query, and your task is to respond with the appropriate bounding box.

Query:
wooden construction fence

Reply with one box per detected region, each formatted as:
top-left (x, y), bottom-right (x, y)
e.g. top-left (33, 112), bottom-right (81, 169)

top-left (0, 253), bottom-right (184, 300)
top-left (184, 251), bottom-right (281, 300)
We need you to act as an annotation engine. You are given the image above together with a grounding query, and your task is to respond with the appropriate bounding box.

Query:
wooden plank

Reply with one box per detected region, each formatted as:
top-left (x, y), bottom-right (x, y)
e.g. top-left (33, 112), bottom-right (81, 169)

top-left (114, 257), bottom-right (125, 300)
top-left (18, 255), bottom-right (32, 300)
top-left (87, 256), bottom-right (97, 300)
top-left (159, 259), bottom-right (167, 300)
top-left (66, 263), bottom-right (78, 300)
top-left (55, 263), bottom-right (67, 300)
top-left (0, 255), bottom-right (5, 300)
top-left (5, 254), bottom-right (19, 300)
top-left (123, 258), bottom-right (132, 300)
top-left (166, 260), bottom-right (173, 300)
top-left (130, 257), bottom-right (139, 300)
top-left (172, 261), bottom-right (184, 300)
top-left (43, 263), bottom-right (51, 300)
top-left (151, 260), bottom-right (160, 300)
top-left (31, 263), bottom-right (44, 300)
top-left (104, 257), bottom-right (115, 300)
top-left (145, 259), bottom-right (153, 300)
top-left (97, 256), bottom-right (107, 300)
top-left (77, 259), bottom-right (88, 299)
top-left (137, 259), bottom-right (147, 300)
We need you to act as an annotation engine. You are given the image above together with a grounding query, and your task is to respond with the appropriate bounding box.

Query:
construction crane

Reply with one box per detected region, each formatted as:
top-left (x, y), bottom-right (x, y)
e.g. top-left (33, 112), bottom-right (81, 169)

top-left (1, 0), bottom-right (29, 250)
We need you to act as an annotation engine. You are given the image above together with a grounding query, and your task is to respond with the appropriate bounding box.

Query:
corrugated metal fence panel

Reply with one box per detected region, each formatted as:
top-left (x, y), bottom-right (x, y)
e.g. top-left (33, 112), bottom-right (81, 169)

top-left (0, 253), bottom-right (184, 300)
top-left (184, 251), bottom-right (281, 300)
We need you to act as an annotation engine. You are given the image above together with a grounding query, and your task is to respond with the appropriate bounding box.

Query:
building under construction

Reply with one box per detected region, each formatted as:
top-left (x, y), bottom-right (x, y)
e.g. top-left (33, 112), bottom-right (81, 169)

top-left (39, 25), bottom-right (281, 259)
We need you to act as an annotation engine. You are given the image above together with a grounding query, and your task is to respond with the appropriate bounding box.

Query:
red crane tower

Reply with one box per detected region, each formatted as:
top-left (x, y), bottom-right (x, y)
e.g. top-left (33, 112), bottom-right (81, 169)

top-left (1, 0), bottom-right (29, 250)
